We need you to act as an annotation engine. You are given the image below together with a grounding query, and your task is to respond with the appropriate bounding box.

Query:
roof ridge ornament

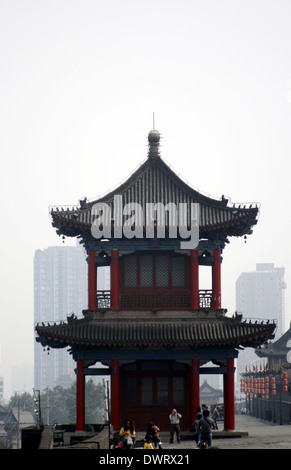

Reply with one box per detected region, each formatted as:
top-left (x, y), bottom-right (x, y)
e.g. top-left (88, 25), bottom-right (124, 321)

top-left (148, 129), bottom-right (161, 158)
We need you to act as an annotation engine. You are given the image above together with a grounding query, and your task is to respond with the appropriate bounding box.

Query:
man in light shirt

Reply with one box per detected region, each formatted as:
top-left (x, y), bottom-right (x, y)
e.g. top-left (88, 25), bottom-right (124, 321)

top-left (169, 408), bottom-right (182, 443)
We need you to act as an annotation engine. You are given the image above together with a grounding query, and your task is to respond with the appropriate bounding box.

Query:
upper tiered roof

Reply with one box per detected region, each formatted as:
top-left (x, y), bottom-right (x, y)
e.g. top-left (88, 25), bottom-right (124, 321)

top-left (50, 130), bottom-right (259, 244)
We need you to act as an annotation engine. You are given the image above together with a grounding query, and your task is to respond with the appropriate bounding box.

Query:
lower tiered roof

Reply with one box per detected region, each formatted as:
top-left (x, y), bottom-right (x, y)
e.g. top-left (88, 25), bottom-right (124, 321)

top-left (35, 310), bottom-right (276, 350)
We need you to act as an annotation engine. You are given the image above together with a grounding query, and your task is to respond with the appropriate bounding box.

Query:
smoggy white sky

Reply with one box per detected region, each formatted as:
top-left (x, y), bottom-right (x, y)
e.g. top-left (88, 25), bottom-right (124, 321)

top-left (0, 0), bottom-right (291, 398)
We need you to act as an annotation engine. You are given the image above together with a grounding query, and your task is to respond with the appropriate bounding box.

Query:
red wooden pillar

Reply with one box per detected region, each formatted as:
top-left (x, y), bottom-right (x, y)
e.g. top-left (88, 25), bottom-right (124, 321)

top-left (111, 249), bottom-right (119, 309)
top-left (190, 249), bottom-right (199, 309)
top-left (76, 359), bottom-right (85, 431)
top-left (223, 358), bottom-right (235, 431)
top-left (111, 359), bottom-right (120, 429)
top-left (190, 359), bottom-right (200, 425)
top-left (212, 248), bottom-right (221, 308)
top-left (88, 250), bottom-right (96, 309)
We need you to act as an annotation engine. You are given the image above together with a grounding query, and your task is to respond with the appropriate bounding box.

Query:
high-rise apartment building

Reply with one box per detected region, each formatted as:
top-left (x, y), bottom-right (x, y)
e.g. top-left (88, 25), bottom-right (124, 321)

top-left (235, 263), bottom-right (286, 388)
top-left (34, 244), bottom-right (87, 391)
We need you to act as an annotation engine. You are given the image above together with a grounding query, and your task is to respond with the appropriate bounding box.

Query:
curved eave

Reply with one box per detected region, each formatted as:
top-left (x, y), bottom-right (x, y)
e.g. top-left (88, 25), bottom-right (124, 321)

top-left (255, 326), bottom-right (291, 360)
top-left (255, 346), bottom-right (288, 360)
top-left (35, 319), bottom-right (276, 350)
top-left (51, 207), bottom-right (258, 239)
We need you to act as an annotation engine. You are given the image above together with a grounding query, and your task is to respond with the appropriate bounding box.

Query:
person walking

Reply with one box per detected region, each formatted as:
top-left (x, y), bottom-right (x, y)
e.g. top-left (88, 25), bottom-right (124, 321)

top-left (211, 406), bottom-right (219, 430)
top-left (169, 409), bottom-right (182, 444)
top-left (192, 412), bottom-right (202, 444)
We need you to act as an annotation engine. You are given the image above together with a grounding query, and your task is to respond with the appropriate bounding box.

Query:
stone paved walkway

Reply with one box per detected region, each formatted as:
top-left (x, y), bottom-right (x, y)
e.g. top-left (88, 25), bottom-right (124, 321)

top-left (136, 414), bottom-right (291, 449)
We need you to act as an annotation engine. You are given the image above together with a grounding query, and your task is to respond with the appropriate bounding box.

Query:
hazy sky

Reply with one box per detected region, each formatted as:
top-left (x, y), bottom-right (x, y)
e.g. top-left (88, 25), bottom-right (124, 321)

top-left (0, 0), bottom-right (291, 398)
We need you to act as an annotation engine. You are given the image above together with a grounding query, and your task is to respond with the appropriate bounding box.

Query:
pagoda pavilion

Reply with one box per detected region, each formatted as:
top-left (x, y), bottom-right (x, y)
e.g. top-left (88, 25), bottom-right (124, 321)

top-left (35, 129), bottom-right (276, 432)
top-left (256, 325), bottom-right (291, 371)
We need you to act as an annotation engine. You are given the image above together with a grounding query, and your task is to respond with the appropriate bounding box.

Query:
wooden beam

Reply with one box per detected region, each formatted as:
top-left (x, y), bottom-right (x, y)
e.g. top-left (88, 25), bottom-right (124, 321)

top-left (200, 367), bottom-right (228, 374)
top-left (84, 367), bottom-right (111, 376)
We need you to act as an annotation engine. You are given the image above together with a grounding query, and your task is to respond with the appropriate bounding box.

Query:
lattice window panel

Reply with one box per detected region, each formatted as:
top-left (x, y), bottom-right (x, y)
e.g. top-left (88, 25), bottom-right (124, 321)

top-left (125, 377), bottom-right (137, 406)
top-left (157, 377), bottom-right (169, 405)
top-left (140, 255), bottom-right (153, 287)
top-left (173, 377), bottom-right (184, 405)
top-left (141, 377), bottom-right (153, 405)
top-left (124, 255), bottom-right (137, 287)
top-left (172, 256), bottom-right (185, 287)
top-left (156, 255), bottom-right (169, 287)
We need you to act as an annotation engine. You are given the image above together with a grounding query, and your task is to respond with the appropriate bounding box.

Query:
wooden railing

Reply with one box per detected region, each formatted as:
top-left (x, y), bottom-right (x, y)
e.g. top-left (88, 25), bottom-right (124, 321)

top-left (96, 289), bottom-right (213, 310)
top-left (198, 289), bottom-right (213, 308)
top-left (120, 291), bottom-right (191, 309)
top-left (96, 290), bottom-right (111, 308)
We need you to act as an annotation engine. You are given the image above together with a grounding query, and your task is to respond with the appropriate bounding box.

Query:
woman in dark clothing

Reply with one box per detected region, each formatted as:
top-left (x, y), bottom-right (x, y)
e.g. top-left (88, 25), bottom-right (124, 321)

top-left (145, 422), bottom-right (163, 449)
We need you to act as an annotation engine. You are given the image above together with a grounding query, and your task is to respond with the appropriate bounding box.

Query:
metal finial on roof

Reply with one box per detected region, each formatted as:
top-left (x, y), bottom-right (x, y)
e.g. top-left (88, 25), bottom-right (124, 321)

top-left (148, 126), bottom-right (160, 158)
